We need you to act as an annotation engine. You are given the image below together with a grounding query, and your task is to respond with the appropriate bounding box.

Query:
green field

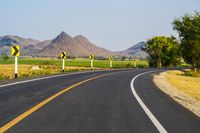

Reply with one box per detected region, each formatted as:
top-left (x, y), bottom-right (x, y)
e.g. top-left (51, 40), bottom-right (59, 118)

top-left (0, 57), bottom-right (148, 80)
top-left (0, 57), bottom-right (148, 68)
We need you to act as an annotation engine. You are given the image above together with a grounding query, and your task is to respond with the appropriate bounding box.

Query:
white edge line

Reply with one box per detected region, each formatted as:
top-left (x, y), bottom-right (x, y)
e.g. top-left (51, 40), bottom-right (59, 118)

top-left (130, 70), bottom-right (168, 133)
top-left (0, 70), bottom-right (109, 88)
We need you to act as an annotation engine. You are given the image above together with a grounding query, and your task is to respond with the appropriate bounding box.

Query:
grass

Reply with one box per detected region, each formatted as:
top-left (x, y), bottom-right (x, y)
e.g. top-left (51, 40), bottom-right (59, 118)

top-left (0, 65), bottom-right (89, 80)
top-left (0, 57), bottom-right (148, 80)
top-left (181, 70), bottom-right (200, 77)
top-left (165, 70), bottom-right (200, 100)
top-left (0, 57), bottom-right (148, 68)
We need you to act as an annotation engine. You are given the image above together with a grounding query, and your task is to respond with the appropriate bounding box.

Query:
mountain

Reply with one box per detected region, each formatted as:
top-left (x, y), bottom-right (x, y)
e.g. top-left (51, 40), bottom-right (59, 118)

top-left (0, 32), bottom-right (113, 58)
top-left (37, 32), bottom-right (113, 58)
top-left (0, 32), bottom-right (147, 58)
top-left (116, 42), bottom-right (147, 59)
top-left (0, 35), bottom-right (48, 55)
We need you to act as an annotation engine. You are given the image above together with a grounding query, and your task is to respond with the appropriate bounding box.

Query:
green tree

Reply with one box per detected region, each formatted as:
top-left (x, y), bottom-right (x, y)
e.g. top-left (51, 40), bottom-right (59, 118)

top-left (128, 56), bottom-right (132, 61)
top-left (2, 55), bottom-right (9, 61)
top-left (121, 56), bottom-right (126, 61)
top-left (144, 36), bottom-right (181, 67)
top-left (173, 11), bottom-right (200, 69)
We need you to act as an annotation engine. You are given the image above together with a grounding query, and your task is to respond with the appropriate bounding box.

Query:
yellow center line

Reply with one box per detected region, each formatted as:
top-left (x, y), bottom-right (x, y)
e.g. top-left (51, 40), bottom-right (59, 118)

top-left (0, 73), bottom-right (113, 133)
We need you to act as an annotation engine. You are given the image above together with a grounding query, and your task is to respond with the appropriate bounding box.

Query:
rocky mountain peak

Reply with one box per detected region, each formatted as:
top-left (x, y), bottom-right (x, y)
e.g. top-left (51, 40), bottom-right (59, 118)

top-left (52, 31), bottom-right (72, 43)
top-left (127, 41), bottom-right (146, 51)
top-left (74, 35), bottom-right (90, 42)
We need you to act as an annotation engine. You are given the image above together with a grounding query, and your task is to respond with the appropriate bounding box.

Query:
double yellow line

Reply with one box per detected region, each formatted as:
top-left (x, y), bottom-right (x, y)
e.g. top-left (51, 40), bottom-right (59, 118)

top-left (0, 73), bottom-right (112, 133)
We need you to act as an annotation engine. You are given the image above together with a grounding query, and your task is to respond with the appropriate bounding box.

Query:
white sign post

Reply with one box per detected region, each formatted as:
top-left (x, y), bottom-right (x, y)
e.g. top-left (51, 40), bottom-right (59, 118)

top-left (109, 57), bottom-right (113, 69)
top-left (91, 59), bottom-right (94, 70)
top-left (110, 60), bottom-right (112, 69)
top-left (90, 54), bottom-right (94, 70)
top-left (15, 56), bottom-right (18, 78)
top-left (62, 58), bottom-right (65, 73)
top-left (12, 45), bottom-right (20, 79)
top-left (61, 52), bottom-right (66, 73)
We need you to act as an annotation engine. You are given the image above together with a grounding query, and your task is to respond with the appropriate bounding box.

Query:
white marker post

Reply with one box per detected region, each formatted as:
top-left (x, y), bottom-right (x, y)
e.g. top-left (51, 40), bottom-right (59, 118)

top-left (15, 56), bottom-right (18, 79)
top-left (62, 58), bottom-right (65, 73)
top-left (90, 54), bottom-right (94, 70)
top-left (12, 45), bottom-right (20, 79)
top-left (110, 60), bottom-right (112, 69)
top-left (91, 59), bottom-right (93, 70)
top-left (109, 57), bottom-right (113, 69)
top-left (133, 59), bottom-right (137, 68)
top-left (61, 52), bottom-right (66, 73)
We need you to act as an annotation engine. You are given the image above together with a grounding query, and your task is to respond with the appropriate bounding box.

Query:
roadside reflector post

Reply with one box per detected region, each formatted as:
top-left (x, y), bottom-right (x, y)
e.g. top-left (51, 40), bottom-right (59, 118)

top-left (12, 45), bottom-right (20, 79)
top-left (133, 59), bottom-right (137, 68)
top-left (15, 56), bottom-right (18, 78)
top-left (62, 58), bottom-right (65, 73)
top-left (91, 59), bottom-right (93, 70)
top-left (89, 54), bottom-right (94, 70)
top-left (109, 56), bottom-right (113, 69)
top-left (110, 60), bottom-right (112, 69)
top-left (61, 52), bottom-right (66, 73)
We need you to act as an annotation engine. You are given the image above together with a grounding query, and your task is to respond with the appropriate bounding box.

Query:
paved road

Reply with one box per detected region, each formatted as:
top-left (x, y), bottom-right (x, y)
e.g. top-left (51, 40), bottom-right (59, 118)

top-left (0, 69), bottom-right (200, 133)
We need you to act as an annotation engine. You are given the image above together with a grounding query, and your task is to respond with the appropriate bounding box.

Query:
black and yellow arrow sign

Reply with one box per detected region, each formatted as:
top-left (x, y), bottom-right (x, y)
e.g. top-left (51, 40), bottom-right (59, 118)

top-left (12, 45), bottom-right (20, 56)
top-left (89, 54), bottom-right (94, 60)
top-left (109, 56), bottom-right (113, 61)
top-left (61, 52), bottom-right (66, 59)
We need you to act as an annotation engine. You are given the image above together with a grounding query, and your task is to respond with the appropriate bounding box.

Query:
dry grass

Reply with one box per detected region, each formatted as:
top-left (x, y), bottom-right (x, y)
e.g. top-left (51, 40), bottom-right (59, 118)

top-left (165, 70), bottom-right (200, 100)
top-left (154, 71), bottom-right (200, 117)
top-left (0, 65), bottom-right (89, 80)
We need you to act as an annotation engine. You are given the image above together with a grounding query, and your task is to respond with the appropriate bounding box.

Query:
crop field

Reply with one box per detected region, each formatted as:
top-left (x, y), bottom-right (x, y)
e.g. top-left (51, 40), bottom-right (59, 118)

top-left (0, 57), bottom-right (148, 80)
top-left (0, 57), bottom-right (148, 68)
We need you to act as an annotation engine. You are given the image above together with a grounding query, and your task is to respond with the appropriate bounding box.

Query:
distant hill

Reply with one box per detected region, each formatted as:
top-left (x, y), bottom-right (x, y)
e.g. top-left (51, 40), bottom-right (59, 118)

top-left (0, 35), bottom-right (48, 56)
top-left (0, 32), bottom-right (113, 58)
top-left (0, 32), bottom-right (147, 59)
top-left (115, 42), bottom-right (147, 59)
top-left (37, 32), bottom-right (113, 58)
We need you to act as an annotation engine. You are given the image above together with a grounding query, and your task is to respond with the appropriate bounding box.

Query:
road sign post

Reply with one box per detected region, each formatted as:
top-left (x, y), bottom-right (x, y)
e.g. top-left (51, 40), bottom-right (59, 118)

top-left (133, 59), bottom-right (137, 68)
top-left (12, 45), bottom-right (20, 79)
top-left (62, 58), bottom-right (65, 73)
top-left (109, 57), bottom-right (113, 69)
top-left (61, 52), bottom-right (66, 73)
top-left (15, 56), bottom-right (18, 78)
top-left (89, 54), bottom-right (94, 70)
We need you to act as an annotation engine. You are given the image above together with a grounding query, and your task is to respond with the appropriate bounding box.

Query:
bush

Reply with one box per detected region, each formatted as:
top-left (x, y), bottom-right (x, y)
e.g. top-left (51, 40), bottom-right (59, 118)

top-left (2, 55), bottom-right (9, 61)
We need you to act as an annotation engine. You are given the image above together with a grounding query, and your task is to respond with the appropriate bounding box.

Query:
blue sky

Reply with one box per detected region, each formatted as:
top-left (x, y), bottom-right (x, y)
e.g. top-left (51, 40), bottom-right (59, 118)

top-left (0, 0), bottom-right (199, 51)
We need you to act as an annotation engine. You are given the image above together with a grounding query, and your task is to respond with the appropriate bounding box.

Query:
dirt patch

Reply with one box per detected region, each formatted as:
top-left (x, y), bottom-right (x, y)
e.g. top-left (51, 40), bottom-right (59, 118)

top-left (153, 72), bottom-right (200, 117)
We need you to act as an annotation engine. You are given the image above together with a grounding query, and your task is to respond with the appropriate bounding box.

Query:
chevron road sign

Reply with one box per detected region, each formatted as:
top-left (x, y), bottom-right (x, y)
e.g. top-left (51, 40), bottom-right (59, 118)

top-left (12, 46), bottom-right (20, 56)
top-left (109, 56), bottom-right (113, 69)
top-left (60, 52), bottom-right (66, 73)
top-left (61, 52), bottom-right (66, 59)
top-left (89, 54), bottom-right (94, 60)
top-left (89, 54), bottom-right (94, 70)
top-left (109, 56), bottom-right (113, 61)
top-left (11, 45), bottom-right (20, 79)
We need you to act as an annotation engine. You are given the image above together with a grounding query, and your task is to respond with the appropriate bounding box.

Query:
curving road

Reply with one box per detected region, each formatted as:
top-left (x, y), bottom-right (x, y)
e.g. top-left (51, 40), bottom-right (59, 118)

top-left (0, 69), bottom-right (200, 133)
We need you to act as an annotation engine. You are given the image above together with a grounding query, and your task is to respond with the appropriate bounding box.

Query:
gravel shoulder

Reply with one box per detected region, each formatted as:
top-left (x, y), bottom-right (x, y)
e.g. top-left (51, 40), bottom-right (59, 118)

top-left (153, 71), bottom-right (200, 117)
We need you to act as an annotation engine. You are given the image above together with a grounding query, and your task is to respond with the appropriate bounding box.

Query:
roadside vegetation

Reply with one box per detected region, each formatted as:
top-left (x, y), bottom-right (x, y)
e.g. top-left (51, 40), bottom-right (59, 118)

top-left (152, 11), bottom-right (200, 116)
top-left (0, 57), bottom-right (148, 68)
top-left (0, 64), bottom-right (90, 80)
top-left (144, 11), bottom-right (200, 75)
top-left (0, 57), bottom-right (148, 80)
top-left (154, 70), bottom-right (200, 117)
top-left (143, 36), bottom-right (181, 67)
top-left (165, 70), bottom-right (200, 100)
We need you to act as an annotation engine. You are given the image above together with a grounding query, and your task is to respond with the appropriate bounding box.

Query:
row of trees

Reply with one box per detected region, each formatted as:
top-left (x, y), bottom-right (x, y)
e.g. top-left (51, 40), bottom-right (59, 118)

top-left (144, 11), bottom-right (200, 69)
top-left (144, 36), bottom-right (181, 67)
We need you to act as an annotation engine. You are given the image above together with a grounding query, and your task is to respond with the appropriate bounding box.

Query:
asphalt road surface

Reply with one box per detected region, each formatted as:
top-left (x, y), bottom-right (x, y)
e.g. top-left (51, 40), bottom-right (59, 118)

top-left (0, 69), bottom-right (200, 133)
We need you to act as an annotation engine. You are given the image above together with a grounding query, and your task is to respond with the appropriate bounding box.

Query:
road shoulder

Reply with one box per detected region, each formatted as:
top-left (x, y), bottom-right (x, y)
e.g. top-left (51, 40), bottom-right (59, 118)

top-left (153, 71), bottom-right (200, 117)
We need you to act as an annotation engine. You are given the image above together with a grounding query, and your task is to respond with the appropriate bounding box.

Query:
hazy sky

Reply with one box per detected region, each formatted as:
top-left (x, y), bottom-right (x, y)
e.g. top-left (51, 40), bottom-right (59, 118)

top-left (0, 0), bottom-right (199, 51)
